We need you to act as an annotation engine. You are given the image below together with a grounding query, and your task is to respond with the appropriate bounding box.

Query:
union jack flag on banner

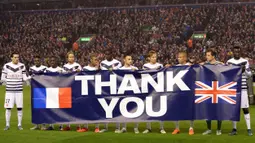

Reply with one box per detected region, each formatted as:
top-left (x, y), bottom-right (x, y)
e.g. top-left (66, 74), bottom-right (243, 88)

top-left (195, 81), bottom-right (237, 104)
top-left (194, 65), bottom-right (242, 121)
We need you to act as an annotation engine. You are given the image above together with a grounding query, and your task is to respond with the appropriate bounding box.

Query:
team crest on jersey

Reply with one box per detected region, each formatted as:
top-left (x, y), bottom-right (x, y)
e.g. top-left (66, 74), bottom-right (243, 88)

top-left (6, 65), bottom-right (24, 72)
top-left (6, 65), bottom-right (19, 72)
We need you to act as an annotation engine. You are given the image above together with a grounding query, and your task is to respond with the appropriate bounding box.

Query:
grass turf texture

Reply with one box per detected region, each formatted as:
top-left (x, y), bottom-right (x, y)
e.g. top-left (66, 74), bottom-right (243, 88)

top-left (0, 86), bottom-right (254, 143)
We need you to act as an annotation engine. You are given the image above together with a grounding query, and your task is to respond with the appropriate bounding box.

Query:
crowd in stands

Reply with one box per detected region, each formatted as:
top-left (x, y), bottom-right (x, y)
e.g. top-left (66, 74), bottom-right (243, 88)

top-left (1, 0), bottom-right (254, 11)
top-left (0, 3), bottom-right (254, 72)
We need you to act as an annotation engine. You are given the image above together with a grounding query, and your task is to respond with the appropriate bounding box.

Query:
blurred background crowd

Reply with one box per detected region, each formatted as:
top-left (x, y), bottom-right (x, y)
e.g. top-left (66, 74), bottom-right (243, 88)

top-left (0, 0), bottom-right (254, 71)
top-left (0, 0), bottom-right (254, 10)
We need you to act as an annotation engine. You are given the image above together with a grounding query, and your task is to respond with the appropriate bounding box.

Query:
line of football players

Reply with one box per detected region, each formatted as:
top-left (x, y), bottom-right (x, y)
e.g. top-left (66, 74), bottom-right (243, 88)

top-left (1, 46), bottom-right (252, 136)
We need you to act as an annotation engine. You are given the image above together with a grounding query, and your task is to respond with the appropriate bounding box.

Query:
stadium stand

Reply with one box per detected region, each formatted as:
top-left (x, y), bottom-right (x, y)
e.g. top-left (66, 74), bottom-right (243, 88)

top-left (0, 2), bottom-right (254, 70)
top-left (0, 0), bottom-right (254, 10)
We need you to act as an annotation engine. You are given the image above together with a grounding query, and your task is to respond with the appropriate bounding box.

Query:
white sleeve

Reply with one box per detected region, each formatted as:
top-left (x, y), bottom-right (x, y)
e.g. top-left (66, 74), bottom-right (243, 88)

top-left (62, 65), bottom-right (67, 73)
top-left (245, 61), bottom-right (252, 77)
top-left (59, 67), bottom-right (63, 73)
top-left (78, 64), bottom-right (82, 71)
top-left (1, 65), bottom-right (7, 82)
top-left (42, 66), bottom-right (47, 72)
top-left (115, 61), bottom-right (122, 69)
top-left (29, 67), bottom-right (32, 74)
top-left (100, 67), bottom-right (107, 70)
top-left (100, 62), bottom-right (107, 70)
top-left (82, 66), bottom-right (86, 71)
top-left (142, 65), bottom-right (149, 70)
top-left (226, 60), bottom-right (230, 65)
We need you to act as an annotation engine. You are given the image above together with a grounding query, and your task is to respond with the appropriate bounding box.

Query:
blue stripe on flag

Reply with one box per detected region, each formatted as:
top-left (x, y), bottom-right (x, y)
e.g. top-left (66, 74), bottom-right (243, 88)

top-left (33, 88), bottom-right (46, 108)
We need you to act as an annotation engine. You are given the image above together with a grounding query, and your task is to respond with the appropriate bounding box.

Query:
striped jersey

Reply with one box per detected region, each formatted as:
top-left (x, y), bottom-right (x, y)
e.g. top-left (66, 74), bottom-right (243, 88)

top-left (45, 66), bottom-right (63, 73)
top-left (100, 59), bottom-right (122, 70)
top-left (142, 63), bottom-right (163, 70)
top-left (1, 62), bottom-right (29, 92)
top-left (227, 58), bottom-right (252, 90)
top-left (29, 65), bottom-right (47, 75)
top-left (83, 65), bottom-right (98, 71)
top-left (63, 62), bottom-right (82, 73)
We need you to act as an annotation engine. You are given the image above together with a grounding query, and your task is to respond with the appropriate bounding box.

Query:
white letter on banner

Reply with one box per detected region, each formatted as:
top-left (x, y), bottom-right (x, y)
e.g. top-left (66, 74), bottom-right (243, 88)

top-left (146, 95), bottom-right (167, 117)
top-left (166, 70), bottom-right (190, 92)
top-left (95, 74), bottom-right (117, 95)
top-left (117, 74), bottom-right (141, 94)
top-left (141, 72), bottom-right (164, 93)
top-left (75, 75), bottom-right (95, 95)
top-left (98, 98), bottom-right (119, 118)
top-left (119, 97), bottom-right (144, 118)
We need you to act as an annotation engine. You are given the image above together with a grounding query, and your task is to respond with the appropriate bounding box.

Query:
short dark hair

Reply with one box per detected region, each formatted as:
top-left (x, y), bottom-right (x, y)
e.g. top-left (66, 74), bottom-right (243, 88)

top-left (10, 51), bottom-right (19, 58)
top-left (123, 53), bottom-right (132, 59)
top-left (206, 48), bottom-right (217, 57)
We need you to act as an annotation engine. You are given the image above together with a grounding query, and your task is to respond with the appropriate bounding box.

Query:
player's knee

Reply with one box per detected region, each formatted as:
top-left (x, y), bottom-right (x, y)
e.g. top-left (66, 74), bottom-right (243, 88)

top-left (6, 108), bottom-right (11, 110)
top-left (17, 108), bottom-right (22, 111)
top-left (242, 108), bottom-right (249, 114)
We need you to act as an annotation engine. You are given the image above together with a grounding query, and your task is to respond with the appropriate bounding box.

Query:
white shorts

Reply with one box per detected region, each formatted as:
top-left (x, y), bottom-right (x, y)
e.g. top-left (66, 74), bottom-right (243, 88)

top-left (4, 92), bottom-right (23, 108)
top-left (241, 90), bottom-right (249, 108)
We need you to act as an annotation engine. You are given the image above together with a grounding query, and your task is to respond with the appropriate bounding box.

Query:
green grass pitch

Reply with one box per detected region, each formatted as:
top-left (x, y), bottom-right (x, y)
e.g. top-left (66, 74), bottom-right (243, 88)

top-left (0, 86), bottom-right (254, 143)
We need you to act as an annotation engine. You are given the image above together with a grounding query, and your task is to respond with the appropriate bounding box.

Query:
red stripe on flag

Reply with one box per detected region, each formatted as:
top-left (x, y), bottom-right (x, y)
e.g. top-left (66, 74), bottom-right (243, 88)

top-left (195, 96), bottom-right (211, 103)
top-left (212, 81), bottom-right (218, 103)
top-left (59, 88), bottom-right (72, 108)
top-left (196, 82), bottom-right (210, 89)
top-left (195, 90), bottom-right (236, 95)
top-left (222, 96), bottom-right (236, 104)
top-left (219, 82), bottom-right (235, 89)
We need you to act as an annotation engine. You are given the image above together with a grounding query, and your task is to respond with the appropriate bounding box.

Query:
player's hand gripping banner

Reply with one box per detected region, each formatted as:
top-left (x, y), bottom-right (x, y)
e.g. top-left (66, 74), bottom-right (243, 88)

top-left (31, 65), bottom-right (241, 124)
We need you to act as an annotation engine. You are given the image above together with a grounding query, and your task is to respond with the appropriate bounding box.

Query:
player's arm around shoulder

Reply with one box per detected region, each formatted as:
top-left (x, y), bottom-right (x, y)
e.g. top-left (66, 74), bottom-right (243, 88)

top-left (199, 62), bottom-right (205, 66)
top-left (21, 64), bottom-right (31, 85)
top-left (158, 63), bottom-right (164, 70)
top-left (59, 67), bottom-right (64, 73)
top-left (165, 64), bottom-right (171, 68)
top-left (100, 62), bottom-right (108, 71)
top-left (216, 61), bottom-right (225, 66)
top-left (62, 65), bottom-right (69, 73)
top-left (187, 63), bottom-right (193, 66)
top-left (21, 64), bottom-right (30, 80)
top-left (132, 67), bottom-right (139, 71)
top-left (219, 61), bottom-right (224, 65)
top-left (76, 64), bottom-right (82, 72)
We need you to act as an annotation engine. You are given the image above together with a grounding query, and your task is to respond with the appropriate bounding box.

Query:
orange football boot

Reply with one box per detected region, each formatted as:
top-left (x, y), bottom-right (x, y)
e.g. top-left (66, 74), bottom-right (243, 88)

top-left (189, 128), bottom-right (194, 135)
top-left (172, 129), bottom-right (180, 135)
top-left (94, 128), bottom-right (100, 133)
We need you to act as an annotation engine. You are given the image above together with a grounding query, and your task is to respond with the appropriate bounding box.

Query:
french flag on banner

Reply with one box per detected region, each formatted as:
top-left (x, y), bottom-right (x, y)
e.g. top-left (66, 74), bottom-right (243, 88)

top-left (33, 87), bottom-right (72, 108)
